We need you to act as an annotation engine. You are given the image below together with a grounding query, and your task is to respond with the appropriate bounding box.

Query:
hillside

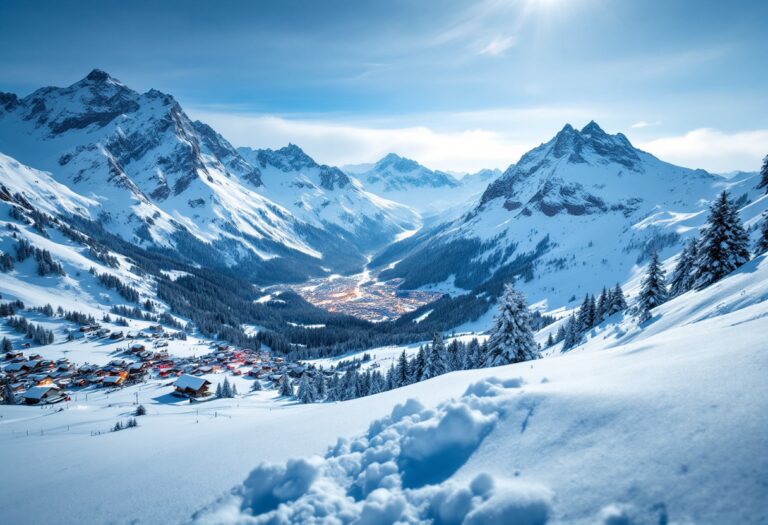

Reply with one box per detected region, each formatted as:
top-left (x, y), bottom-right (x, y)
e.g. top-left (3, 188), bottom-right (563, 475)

top-left (1, 252), bottom-right (765, 525)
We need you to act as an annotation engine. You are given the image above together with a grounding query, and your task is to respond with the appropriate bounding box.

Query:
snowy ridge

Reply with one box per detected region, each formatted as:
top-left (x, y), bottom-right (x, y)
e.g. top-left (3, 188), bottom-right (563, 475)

top-left (237, 145), bottom-right (419, 250)
top-left (0, 71), bottom-right (415, 280)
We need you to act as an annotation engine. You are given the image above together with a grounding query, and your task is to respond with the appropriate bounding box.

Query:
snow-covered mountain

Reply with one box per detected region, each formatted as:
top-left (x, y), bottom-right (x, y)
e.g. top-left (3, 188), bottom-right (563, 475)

top-left (237, 145), bottom-right (418, 251)
top-left (0, 70), bottom-right (413, 282)
top-left (349, 154), bottom-right (469, 216)
top-left (373, 121), bottom-right (765, 320)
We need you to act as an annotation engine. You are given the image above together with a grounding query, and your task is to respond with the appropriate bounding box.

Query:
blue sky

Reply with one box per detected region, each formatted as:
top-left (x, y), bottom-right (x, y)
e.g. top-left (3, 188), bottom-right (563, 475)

top-left (1, 0), bottom-right (766, 172)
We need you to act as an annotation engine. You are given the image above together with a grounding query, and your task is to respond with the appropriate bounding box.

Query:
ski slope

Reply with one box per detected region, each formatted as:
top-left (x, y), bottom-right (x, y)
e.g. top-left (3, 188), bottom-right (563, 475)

top-left (1, 255), bottom-right (766, 524)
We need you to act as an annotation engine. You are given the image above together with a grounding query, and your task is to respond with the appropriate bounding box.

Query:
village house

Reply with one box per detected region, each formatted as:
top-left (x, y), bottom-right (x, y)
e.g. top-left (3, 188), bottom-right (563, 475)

top-left (23, 385), bottom-right (66, 405)
top-left (172, 374), bottom-right (212, 399)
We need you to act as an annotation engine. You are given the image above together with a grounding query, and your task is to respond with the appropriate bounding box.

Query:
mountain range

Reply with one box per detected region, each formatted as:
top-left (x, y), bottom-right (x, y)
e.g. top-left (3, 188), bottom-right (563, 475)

top-left (372, 121), bottom-right (765, 326)
top-left (1, 70), bottom-right (765, 330)
top-left (0, 70), bottom-right (419, 283)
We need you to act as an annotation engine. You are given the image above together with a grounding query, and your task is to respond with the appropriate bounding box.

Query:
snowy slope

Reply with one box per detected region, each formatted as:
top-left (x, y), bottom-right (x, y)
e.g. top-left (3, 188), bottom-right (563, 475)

top-left (1, 253), bottom-right (766, 525)
top-left (0, 71), bottom-right (405, 281)
top-left (237, 145), bottom-right (419, 251)
top-left (375, 122), bottom-right (765, 317)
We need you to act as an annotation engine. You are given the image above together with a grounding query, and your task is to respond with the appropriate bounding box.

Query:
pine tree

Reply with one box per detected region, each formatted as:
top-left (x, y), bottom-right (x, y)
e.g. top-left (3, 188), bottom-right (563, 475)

top-left (395, 350), bottom-right (410, 387)
top-left (369, 371), bottom-right (385, 395)
top-left (215, 382), bottom-right (223, 398)
top-left (595, 287), bottom-right (609, 322)
top-left (411, 345), bottom-right (426, 382)
top-left (546, 332), bottom-right (554, 348)
top-left (485, 284), bottom-right (540, 366)
top-left (638, 251), bottom-right (668, 321)
top-left (554, 324), bottom-right (566, 343)
top-left (466, 339), bottom-right (481, 369)
top-left (3, 382), bottom-right (16, 405)
top-left (297, 375), bottom-right (317, 404)
top-left (561, 314), bottom-right (581, 351)
top-left (279, 376), bottom-right (293, 397)
top-left (1, 337), bottom-right (11, 353)
top-left (221, 377), bottom-right (232, 398)
top-left (423, 339), bottom-right (447, 379)
top-left (314, 373), bottom-right (327, 400)
top-left (669, 238), bottom-right (698, 297)
top-left (385, 365), bottom-right (396, 391)
top-left (250, 380), bottom-right (262, 392)
top-left (693, 191), bottom-right (750, 289)
top-left (607, 283), bottom-right (627, 315)
top-left (758, 154), bottom-right (768, 193)
top-left (446, 339), bottom-right (462, 371)
top-left (756, 213), bottom-right (768, 255)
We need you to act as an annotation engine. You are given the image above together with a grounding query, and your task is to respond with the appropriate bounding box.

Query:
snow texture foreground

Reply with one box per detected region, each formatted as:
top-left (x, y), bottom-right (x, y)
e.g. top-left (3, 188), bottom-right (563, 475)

top-left (193, 377), bottom-right (555, 525)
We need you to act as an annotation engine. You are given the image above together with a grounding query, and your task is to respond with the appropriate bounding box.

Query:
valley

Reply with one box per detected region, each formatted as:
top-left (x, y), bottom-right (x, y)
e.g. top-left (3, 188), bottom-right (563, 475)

top-left (287, 268), bottom-right (443, 322)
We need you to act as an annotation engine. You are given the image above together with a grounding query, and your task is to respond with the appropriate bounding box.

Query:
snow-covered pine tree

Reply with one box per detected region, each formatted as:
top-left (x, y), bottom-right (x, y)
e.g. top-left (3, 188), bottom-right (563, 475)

top-left (385, 364), bottom-right (396, 391)
top-left (638, 251), bottom-right (668, 321)
top-left (411, 345), bottom-right (426, 382)
top-left (756, 213), bottom-right (768, 255)
top-left (3, 382), bottom-right (16, 405)
top-left (669, 238), bottom-right (699, 297)
top-left (279, 376), bottom-right (293, 397)
top-left (596, 287), bottom-right (609, 322)
top-left (546, 332), bottom-right (554, 348)
top-left (485, 283), bottom-right (539, 366)
top-left (446, 339), bottom-right (462, 371)
top-left (215, 382), bottom-right (223, 398)
top-left (250, 379), bottom-right (262, 392)
top-left (221, 377), bottom-right (232, 398)
top-left (297, 374), bottom-right (317, 404)
top-left (231, 382), bottom-right (238, 397)
top-left (422, 333), bottom-right (447, 379)
top-left (607, 283), bottom-right (627, 315)
top-left (693, 191), bottom-right (750, 289)
top-left (465, 338), bottom-right (481, 369)
top-left (327, 373), bottom-right (340, 401)
top-left (758, 154), bottom-right (768, 193)
top-left (396, 350), bottom-right (410, 387)
top-left (554, 324), bottom-right (566, 343)
top-left (561, 314), bottom-right (581, 351)
top-left (314, 373), bottom-right (327, 399)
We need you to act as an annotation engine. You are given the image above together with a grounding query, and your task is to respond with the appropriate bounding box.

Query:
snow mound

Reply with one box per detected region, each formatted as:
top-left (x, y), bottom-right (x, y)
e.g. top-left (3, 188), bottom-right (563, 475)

top-left (191, 377), bottom-right (554, 524)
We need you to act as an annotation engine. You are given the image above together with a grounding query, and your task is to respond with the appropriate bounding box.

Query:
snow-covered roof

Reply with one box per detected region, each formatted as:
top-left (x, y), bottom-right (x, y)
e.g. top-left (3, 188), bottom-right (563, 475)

top-left (23, 385), bottom-right (61, 400)
top-left (174, 374), bottom-right (210, 391)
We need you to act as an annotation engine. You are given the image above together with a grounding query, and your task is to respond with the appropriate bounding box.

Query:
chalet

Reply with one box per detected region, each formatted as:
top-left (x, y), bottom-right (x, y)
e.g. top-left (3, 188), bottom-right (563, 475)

top-left (5, 350), bottom-right (22, 360)
top-left (4, 362), bottom-right (31, 373)
top-left (80, 324), bottom-right (100, 333)
top-left (110, 331), bottom-right (124, 340)
top-left (130, 343), bottom-right (146, 353)
top-left (102, 374), bottom-right (126, 387)
top-left (23, 385), bottom-right (65, 405)
top-left (173, 374), bottom-right (211, 399)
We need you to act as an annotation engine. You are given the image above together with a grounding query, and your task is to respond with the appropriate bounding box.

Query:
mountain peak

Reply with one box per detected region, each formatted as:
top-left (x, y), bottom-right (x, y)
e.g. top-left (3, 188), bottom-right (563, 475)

top-left (84, 69), bottom-right (119, 84)
top-left (376, 153), bottom-right (421, 173)
top-left (580, 120), bottom-right (605, 136)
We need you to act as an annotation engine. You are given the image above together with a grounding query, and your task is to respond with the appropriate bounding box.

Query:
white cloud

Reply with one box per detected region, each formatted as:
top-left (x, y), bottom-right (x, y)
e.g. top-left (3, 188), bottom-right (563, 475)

top-left (631, 120), bottom-right (661, 129)
top-left (189, 110), bottom-right (533, 173)
top-left (477, 36), bottom-right (516, 56)
top-left (638, 128), bottom-right (768, 173)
